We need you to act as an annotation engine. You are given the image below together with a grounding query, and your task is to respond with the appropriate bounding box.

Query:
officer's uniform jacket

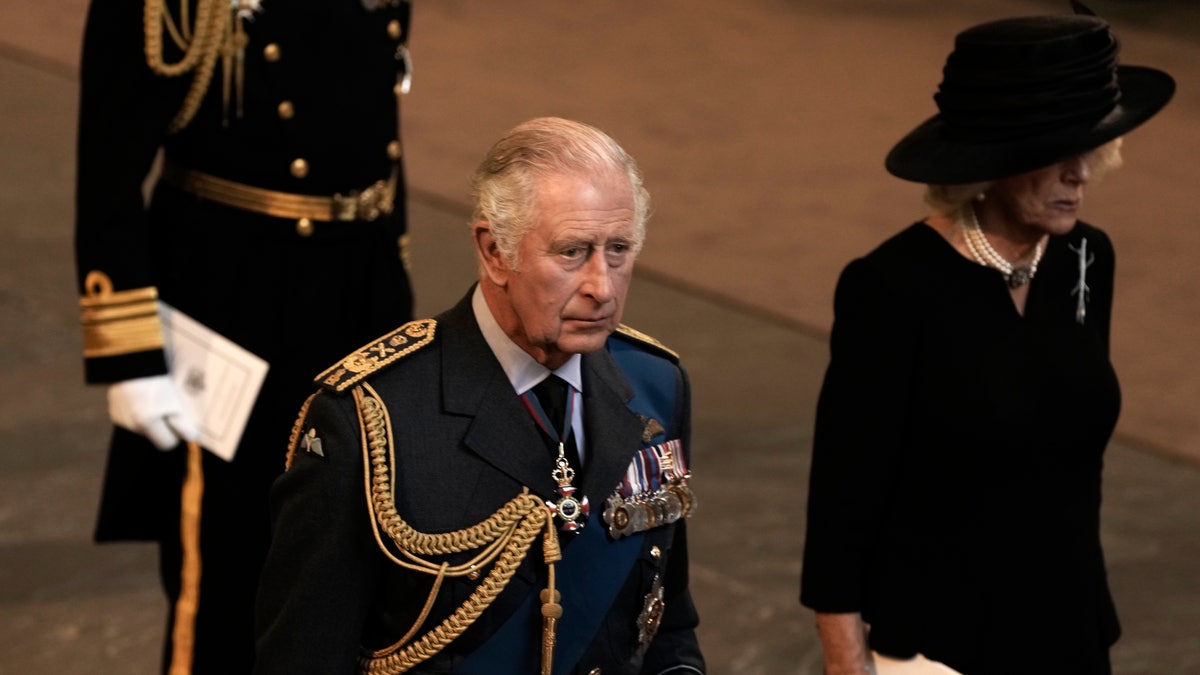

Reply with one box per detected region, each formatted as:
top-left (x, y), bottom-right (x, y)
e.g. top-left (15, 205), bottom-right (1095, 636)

top-left (254, 291), bottom-right (706, 675)
top-left (75, 0), bottom-right (415, 540)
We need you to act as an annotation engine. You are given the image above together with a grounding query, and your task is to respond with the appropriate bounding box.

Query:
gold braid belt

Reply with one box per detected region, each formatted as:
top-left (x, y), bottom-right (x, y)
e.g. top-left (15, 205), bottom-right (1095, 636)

top-left (352, 383), bottom-right (564, 675)
top-left (160, 160), bottom-right (396, 223)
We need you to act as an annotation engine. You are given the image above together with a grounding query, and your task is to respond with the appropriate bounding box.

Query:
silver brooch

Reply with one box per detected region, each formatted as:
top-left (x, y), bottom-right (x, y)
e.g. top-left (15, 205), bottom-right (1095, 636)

top-left (1068, 237), bottom-right (1095, 325)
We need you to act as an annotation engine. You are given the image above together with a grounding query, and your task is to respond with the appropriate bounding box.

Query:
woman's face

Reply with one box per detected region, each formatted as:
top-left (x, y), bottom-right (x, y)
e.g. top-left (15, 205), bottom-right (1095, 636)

top-left (987, 152), bottom-right (1096, 237)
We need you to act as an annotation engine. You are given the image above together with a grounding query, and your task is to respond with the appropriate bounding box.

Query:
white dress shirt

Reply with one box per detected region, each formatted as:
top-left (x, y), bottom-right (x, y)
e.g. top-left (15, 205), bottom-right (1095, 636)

top-left (472, 285), bottom-right (586, 465)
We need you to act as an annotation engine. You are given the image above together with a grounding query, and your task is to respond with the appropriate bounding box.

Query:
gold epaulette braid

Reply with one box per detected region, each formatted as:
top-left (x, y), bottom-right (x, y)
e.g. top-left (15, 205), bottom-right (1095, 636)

top-left (354, 384), bottom-right (563, 675)
top-left (144, 0), bottom-right (230, 132)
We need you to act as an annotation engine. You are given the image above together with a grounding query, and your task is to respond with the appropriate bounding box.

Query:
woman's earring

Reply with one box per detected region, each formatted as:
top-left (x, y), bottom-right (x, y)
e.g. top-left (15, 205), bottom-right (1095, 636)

top-left (974, 192), bottom-right (986, 202)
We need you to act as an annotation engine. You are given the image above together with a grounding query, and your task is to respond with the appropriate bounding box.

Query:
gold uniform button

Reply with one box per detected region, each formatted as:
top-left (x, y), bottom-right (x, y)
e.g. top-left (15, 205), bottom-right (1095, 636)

top-left (650, 545), bottom-right (662, 559)
top-left (588, 669), bottom-right (602, 675)
top-left (398, 234), bottom-right (411, 272)
top-left (387, 20), bottom-right (402, 40)
top-left (290, 158), bottom-right (309, 179)
top-left (263, 43), bottom-right (281, 62)
top-left (386, 140), bottom-right (403, 160)
top-left (277, 100), bottom-right (295, 119)
top-left (295, 217), bottom-right (314, 237)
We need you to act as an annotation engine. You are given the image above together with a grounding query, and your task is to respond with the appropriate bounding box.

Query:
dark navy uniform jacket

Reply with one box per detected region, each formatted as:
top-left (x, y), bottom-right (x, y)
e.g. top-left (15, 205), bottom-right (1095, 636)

top-left (75, 0), bottom-right (414, 542)
top-left (74, 3), bottom-right (415, 670)
top-left (255, 291), bottom-right (706, 675)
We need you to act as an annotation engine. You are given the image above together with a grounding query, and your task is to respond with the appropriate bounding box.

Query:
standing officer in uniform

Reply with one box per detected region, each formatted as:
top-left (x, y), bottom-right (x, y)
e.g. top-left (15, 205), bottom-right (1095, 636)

top-left (74, 0), bottom-right (415, 672)
top-left (254, 117), bottom-right (706, 675)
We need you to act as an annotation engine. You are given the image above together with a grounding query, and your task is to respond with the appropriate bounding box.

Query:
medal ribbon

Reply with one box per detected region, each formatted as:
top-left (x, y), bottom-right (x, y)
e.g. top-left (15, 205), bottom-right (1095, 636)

top-left (618, 439), bottom-right (685, 498)
top-left (519, 383), bottom-right (575, 450)
top-left (521, 378), bottom-right (588, 532)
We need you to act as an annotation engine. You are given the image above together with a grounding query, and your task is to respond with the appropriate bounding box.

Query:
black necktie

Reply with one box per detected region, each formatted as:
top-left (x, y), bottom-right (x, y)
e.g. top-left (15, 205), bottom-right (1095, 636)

top-left (532, 374), bottom-right (582, 476)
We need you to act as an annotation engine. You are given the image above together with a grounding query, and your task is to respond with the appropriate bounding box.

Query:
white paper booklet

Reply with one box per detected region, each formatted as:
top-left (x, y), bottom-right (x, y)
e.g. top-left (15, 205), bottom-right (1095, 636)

top-left (873, 652), bottom-right (963, 675)
top-left (161, 303), bottom-right (269, 462)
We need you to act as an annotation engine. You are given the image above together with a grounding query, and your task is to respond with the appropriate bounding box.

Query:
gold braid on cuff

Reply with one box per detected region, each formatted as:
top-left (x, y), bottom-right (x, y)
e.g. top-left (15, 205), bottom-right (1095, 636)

top-left (79, 271), bottom-right (164, 358)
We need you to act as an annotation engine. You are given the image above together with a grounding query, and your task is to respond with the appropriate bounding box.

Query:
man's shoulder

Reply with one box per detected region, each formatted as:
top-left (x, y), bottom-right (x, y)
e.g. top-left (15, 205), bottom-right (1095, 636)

top-left (608, 324), bottom-right (680, 364)
top-left (314, 318), bottom-right (438, 393)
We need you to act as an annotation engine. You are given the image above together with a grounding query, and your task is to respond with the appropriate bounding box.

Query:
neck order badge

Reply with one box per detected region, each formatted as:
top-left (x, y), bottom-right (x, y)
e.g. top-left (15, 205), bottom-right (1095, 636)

top-left (526, 376), bottom-right (589, 532)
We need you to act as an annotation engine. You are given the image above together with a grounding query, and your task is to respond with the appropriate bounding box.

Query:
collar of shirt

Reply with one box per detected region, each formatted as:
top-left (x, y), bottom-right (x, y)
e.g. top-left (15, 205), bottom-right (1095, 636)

top-left (472, 285), bottom-right (587, 463)
top-left (471, 284), bottom-right (583, 395)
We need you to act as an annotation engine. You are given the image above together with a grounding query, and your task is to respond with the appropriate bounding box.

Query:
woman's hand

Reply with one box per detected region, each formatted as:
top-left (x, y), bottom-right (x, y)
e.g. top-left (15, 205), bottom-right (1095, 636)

top-left (815, 612), bottom-right (875, 675)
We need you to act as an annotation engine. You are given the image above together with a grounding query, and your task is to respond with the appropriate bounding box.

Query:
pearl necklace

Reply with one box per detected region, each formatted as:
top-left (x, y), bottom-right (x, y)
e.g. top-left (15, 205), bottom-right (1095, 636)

top-left (959, 205), bottom-right (1045, 289)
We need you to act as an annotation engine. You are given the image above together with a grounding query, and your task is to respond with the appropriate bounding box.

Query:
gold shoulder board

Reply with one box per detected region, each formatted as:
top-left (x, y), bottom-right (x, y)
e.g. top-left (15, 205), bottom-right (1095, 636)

top-left (316, 319), bottom-right (437, 393)
top-left (614, 324), bottom-right (679, 362)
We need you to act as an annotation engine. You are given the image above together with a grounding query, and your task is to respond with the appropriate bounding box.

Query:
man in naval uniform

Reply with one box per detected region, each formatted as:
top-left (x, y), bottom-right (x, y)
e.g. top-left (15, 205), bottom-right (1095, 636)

top-left (74, 0), bottom-right (414, 672)
top-left (254, 117), bottom-right (706, 675)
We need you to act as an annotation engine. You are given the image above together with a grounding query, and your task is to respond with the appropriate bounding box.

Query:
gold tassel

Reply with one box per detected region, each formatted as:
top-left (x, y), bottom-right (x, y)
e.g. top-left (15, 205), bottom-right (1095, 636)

top-left (539, 522), bottom-right (562, 675)
top-left (168, 441), bottom-right (205, 675)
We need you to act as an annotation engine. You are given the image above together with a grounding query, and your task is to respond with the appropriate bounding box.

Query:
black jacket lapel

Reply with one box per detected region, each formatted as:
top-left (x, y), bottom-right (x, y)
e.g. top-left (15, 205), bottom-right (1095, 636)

top-left (438, 292), bottom-right (559, 499)
top-left (579, 346), bottom-right (643, 506)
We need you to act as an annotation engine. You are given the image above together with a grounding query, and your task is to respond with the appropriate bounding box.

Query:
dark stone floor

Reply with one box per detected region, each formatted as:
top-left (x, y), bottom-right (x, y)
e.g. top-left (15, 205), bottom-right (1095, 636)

top-left (3, 2), bottom-right (1199, 673)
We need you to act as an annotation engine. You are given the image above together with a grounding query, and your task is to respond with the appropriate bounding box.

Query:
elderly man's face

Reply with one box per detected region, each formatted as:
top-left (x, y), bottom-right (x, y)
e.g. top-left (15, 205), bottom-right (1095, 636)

top-left (489, 169), bottom-right (637, 369)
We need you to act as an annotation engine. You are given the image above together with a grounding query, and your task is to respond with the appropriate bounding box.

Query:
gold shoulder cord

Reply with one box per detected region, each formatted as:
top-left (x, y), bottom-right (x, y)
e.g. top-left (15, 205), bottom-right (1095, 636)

top-left (144, 0), bottom-right (251, 132)
top-left (353, 383), bottom-right (564, 675)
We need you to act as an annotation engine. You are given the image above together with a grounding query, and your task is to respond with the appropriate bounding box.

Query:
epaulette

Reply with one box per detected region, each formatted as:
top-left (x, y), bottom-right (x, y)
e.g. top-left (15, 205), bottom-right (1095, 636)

top-left (612, 324), bottom-right (679, 363)
top-left (315, 319), bottom-right (437, 393)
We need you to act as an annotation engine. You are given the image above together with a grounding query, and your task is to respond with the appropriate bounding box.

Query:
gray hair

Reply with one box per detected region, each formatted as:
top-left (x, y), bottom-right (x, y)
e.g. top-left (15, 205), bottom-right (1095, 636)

top-left (470, 117), bottom-right (649, 269)
top-left (923, 138), bottom-right (1126, 216)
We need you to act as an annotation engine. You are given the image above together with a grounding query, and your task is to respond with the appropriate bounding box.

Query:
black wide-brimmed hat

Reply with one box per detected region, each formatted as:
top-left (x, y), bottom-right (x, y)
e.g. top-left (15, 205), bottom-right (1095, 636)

top-left (885, 14), bottom-right (1175, 184)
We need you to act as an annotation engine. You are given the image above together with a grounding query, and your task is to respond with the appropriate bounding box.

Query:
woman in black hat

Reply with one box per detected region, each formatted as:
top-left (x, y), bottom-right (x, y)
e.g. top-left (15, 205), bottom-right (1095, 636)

top-left (799, 10), bottom-right (1174, 675)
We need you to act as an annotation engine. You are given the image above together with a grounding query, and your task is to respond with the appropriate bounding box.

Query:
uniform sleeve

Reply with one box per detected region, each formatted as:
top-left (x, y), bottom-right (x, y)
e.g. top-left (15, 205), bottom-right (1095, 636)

top-left (253, 392), bottom-right (383, 675)
top-left (74, 0), bottom-right (185, 383)
top-left (641, 363), bottom-right (705, 674)
top-left (800, 256), bottom-right (919, 613)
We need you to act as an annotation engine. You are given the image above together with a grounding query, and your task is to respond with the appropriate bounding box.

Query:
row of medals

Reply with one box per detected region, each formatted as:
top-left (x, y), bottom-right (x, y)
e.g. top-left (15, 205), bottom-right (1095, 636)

top-left (603, 480), bottom-right (695, 540)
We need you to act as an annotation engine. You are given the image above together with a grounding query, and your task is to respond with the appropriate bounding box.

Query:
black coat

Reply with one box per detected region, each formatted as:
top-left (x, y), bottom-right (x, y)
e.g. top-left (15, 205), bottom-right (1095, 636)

top-left (255, 292), bottom-right (706, 675)
top-left (800, 223), bottom-right (1121, 675)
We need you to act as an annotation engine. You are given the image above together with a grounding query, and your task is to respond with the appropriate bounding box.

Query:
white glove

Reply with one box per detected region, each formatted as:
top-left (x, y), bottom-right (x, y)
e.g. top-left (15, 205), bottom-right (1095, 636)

top-left (107, 374), bottom-right (200, 451)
